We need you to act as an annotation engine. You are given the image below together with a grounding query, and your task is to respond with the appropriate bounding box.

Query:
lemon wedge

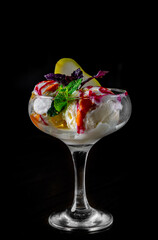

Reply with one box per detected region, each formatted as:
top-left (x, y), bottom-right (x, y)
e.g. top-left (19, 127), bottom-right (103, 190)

top-left (54, 58), bottom-right (101, 88)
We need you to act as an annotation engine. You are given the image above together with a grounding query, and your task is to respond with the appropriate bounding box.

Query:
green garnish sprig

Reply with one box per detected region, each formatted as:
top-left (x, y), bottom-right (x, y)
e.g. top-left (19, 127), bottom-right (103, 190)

top-left (47, 78), bottom-right (82, 117)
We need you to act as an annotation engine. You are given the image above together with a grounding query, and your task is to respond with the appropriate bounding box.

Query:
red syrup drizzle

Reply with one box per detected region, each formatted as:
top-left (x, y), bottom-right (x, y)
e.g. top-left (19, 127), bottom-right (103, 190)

top-left (35, 80), bottom-right (56, 95)
top-left (117, 91), bottom-right (128, 102)
top-left (76, 90), bottom-right (87, 134)
top-left (40, 115), bottom-right (48, 126)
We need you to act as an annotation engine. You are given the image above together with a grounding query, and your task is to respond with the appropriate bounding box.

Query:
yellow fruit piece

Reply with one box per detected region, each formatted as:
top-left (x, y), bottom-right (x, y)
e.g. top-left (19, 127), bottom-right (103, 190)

top-left (30, 92), bottom-right (36, 99)
top-left (54, 58), bottom-right (101, 88)
top-left (30, 113), bottom-right (40, 128)
top-left (48, 112), bottom-right (68, 129)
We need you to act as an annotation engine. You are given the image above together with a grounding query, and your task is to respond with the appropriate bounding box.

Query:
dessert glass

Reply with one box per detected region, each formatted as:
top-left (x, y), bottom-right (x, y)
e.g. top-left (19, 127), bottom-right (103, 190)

top-left (28, 88), bottom-right (132, 232)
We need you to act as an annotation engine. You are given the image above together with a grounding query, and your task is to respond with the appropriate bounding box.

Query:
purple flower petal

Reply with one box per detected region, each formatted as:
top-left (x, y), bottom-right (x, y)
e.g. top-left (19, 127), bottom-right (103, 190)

top-left (80, 70), bottom-right (109, 88)
top-left (94, 70), bottom-right (109, 78)
top-left (71, 68), bottom-right (83, 80)
top-left (44, 68), bottom-right (83, 86)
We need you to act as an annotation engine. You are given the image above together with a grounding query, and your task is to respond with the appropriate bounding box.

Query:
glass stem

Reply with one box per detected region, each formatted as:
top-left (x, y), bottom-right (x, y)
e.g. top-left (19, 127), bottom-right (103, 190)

top-left (68, 145), bottom-right (92, 219)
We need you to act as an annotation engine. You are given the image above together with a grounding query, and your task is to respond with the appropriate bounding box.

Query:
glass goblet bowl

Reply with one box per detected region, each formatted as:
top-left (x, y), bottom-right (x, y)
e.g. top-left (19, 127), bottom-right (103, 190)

top-left (28, 88), bottom-right (132, 232)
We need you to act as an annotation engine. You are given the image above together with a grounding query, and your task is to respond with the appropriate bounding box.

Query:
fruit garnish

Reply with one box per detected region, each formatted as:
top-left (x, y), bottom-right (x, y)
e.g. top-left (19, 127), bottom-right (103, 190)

top-left (30, 113), bottom-right (40, 127)
top-left (43, 83), bottom-right (59, 94)
top-left (30, 92), bottom-right (36, 99)
top-left (76, 98), bottom-right (94, 134)
top-left (54, 58), bottom-right (101, 87)
top-left (48, 112), bottom-right (68, 129)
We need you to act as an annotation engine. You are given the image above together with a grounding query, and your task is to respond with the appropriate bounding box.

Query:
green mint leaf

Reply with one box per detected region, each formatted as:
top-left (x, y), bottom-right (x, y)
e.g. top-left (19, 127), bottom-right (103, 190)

top-left (57, 84), bottom-right (64, 91)
top-left (54, 88), bottom-right (68, 112)
top-left (47, 101), bottom-right (59, 117)
top-left (67, 78), bottom-right (82, 95)
top-left (48, 78), bottom-right (82, 116)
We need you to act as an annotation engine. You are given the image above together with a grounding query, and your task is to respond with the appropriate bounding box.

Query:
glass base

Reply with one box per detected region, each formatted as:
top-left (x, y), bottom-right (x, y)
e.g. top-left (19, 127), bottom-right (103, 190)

top-left (48, 208), bottom-right (113, 233)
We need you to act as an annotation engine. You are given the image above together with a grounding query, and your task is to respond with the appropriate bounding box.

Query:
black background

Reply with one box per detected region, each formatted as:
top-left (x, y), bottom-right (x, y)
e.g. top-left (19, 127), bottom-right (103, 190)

top-left (6, 5), bottom-right (152, 240)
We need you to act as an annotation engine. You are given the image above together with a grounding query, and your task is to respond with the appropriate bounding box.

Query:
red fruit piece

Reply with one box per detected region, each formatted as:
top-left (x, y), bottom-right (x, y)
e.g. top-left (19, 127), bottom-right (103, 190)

top-left (43, 83), bottom-right (59, 94)
top-left (76, 98), bottom-right (94, 134)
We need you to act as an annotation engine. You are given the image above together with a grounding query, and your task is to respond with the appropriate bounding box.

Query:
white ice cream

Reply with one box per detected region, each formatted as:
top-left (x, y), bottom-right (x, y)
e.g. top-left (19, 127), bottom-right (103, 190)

top-left (63, 87), bottom-right (122, 132)
top-left (64, 100), bottom-right (78, 130)
top-left (85, 98), bottom-right (122, 130)
top-left (33, 97), bottom-right (52, 115)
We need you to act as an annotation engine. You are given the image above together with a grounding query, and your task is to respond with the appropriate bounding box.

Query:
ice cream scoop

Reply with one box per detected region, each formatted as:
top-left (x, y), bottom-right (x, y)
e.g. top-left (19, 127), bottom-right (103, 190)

top-left (33, 97), bottom-right (52, 115)
top-left (63, 87), bottom-right (122, 133)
